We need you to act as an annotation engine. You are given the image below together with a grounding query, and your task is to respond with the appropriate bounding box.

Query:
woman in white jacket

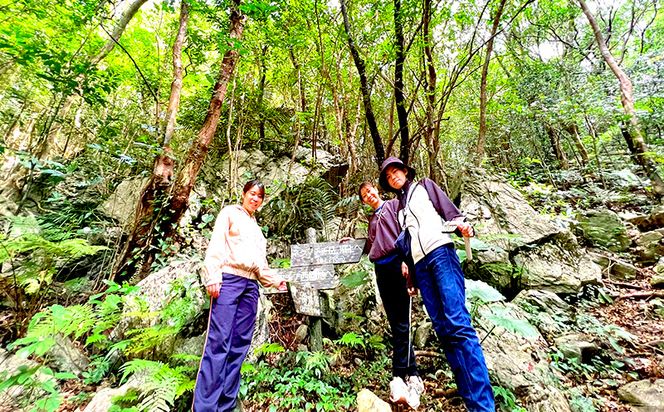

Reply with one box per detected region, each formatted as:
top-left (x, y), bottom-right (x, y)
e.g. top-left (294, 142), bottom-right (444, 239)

top-left (379, 157), bottom-right (495, 412)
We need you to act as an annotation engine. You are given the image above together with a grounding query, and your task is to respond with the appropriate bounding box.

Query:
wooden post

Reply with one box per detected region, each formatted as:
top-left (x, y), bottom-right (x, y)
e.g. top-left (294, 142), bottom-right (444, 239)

top-left (306, 228), bottom-right (324, 352)
top-left (271, 230), bottom-right (366, 352)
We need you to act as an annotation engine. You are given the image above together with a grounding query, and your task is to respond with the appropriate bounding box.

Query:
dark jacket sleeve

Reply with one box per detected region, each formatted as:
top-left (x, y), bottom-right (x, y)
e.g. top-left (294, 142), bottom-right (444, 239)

top-left (420, 178), bottom-right (464, 221)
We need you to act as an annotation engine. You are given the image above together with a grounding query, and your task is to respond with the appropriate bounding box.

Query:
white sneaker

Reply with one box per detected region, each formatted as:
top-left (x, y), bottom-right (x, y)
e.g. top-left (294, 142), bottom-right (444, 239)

top-left (406, 375), bottom-right (425, 395)
top-left (405, 375), bottom-right (424, 410)
top-left (389, 377), bottom-right (409, 404)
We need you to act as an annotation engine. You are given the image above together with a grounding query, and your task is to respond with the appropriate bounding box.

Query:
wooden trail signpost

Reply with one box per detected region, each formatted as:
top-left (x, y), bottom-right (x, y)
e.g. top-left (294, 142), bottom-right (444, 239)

top-left (272, 228), bottom-right (365, 350)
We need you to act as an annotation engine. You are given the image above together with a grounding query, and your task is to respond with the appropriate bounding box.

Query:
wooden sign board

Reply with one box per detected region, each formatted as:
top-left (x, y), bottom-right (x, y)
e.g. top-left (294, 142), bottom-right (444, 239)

top-left (290, 239), bottom-right (366, 267)
top-left (274, 264), bottom-right (337, 290)
top-left (289, 284), bottom-right (322, 317)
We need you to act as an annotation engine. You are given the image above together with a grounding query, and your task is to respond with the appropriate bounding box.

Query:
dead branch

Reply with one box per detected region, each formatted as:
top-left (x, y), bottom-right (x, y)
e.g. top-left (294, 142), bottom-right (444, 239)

top-left (414, 350), bottom-right (444, 358)
top-left (617, 291), bottom-right (664, 301)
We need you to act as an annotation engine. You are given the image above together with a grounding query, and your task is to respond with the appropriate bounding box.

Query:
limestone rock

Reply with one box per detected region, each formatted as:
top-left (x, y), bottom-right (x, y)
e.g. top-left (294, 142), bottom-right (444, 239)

top-left (626, 205), bottom-right (664, 231)
top-left (47, 335), bottom-right (89, 375)
top-left (111, 259), bottom-right (207, 341)
top-left (574, 209), bottom-right (630, 252)
top-left (553, 333), bottom-right (599, 361)
top-left (0, 348), bottom-right (51, 409)
top-left (413, 321), bottom-right (432, 348)
top-left (651, 272), bottom-right (664, 288)
top-left (513, 235), bottom-right (601, 294)
top-left (98, 177), bottom-right (147, 226)
top-left (461, 171), bottom-right (563, 251)
top-left (465, 243), bottom-right (514, 293)
top-left (589, 252), bottom-right (639, 281)
top-left (82, 374), bottom-right (147, 412)
top-left (607, 168), bottom-right (644, 190)
top-left (618, 379), bottom-right (664, 411)
top-left (634, 229), bottom-right (664, 264)
top-left (477, 302), bottom-right (571, 412)
top-left (357, 389), bottom-right (391, 412)
top-left (172, 335), bottom-right (205, 358)
top-left (213, 148), bottom-right (344, 201)
top-left (512, 289), bottom-right (573, 340)
top-left (294, 324), bottom-right (308, 344)
top-left (246, 293), bottom-right (274, 362)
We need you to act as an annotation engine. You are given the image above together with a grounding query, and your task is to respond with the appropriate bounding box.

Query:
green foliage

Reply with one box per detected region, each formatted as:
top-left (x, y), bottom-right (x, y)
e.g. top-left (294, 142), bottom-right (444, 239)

top-left (483, 306), bottom-right (540, 339)
top-left (493, 385), bottom-right (526, 412)
top-left (262, 176), bottom-right (340, 241)
top-left (575, 314), bottom-right (636, 354)
top-left (334, 332), bottom-right (365, 349)
top-left (116, 359), bottom-right (196, 412)
top-left (466, 279), bottom-right (505, 304)
top-left (339, 269), bottom-right (369, 288)
top-left (0, 365), bottom-right (75, 412)
top-left (254, 342), bottom-right (286, 356)
top-left (0, 216), bottom-right (106, 296)
top-left (568, 388), bottom-right (597, 412)
top-left (241, 350), bottom-right (354, 411)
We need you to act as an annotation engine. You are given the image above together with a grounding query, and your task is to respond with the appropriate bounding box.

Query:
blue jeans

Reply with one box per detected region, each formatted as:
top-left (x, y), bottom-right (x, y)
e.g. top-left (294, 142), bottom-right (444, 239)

top-left (414, 244), bottom-right (495, 412)
top-left (192, 273), bottom-right (259, 412)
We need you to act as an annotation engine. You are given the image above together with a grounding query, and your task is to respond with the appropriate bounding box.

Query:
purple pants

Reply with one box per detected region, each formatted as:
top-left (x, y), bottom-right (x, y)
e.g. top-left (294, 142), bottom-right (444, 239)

top-left (192, 273), bottom-right (259, 412)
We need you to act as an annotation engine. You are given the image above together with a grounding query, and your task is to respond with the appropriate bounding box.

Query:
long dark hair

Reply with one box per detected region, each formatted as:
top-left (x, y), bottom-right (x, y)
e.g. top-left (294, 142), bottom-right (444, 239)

top-left (243, 179), bottom-right (265, 199)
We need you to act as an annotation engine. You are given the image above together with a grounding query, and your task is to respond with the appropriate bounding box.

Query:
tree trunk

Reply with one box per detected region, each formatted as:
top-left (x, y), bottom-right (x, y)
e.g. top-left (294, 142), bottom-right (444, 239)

top-left (422, 0), bottom-right (437, 179)
top-left (162, 0), bottom-right (189, 148)
top-left (476, 0), bottom-right (507, 165)
top-left (546, 124), bottom-right (569, 169)
top-left (578, 0), bottom-right (664, 196)
top-left (257, 45), bottom-right (268, 143)
top-left (565, 123), bottom-right (589, 166)
top-left (167, 1), bottom-right (245, 223)
top-left (394, 0), bottom-right (409, 163)
top-left (93, 0), bottom-right (150, 64)
top-left (340, 0), bottom-right (385, 167)
top-left (114, 1), bottom-right (189, 279)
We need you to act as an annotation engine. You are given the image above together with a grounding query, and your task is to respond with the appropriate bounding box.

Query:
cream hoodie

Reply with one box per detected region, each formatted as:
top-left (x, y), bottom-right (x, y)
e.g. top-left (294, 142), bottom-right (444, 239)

top-left (202, 205), bottom-right (282, 288)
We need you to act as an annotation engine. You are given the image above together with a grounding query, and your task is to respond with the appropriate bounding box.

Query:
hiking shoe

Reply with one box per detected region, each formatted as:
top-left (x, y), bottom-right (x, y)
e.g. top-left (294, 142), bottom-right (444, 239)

top-left (389, 377), bottom-right (409, 404)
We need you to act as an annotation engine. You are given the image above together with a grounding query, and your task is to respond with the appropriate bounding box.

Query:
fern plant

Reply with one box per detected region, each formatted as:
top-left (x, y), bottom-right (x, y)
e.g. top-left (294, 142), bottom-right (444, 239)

top-left (117, 359), bottom-right (196, 412)
top-left (262, 176), bottom-right (340, 241)
top-left (0, 216), bottom-right (106, 335)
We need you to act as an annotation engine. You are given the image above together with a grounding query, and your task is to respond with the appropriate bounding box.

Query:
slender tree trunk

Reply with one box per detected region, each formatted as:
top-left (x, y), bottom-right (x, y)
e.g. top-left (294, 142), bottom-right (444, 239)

top-left (476, 0), bottom-right (507, 165)
top-left (394, 0), bottom-right (409, 163)
top-left (422, 0), bottom-right (437, 179)
top-left (565, 123), bottom-right (589, 165)
top-left (114, 1), bottom-right (189, 279)
top-left (546, 124), bottom-right (569, 169)
top-left (93, 0), bottom-right (150, 64)
top-left (257, 45), bottom-right (268, 143)
top-left (339, 0), bottom-right (385, 167)
top-left (578, 0), bottom-right (664, 196)
top-left (167, 0), bottom-right (245, 222)
top-left (162, 1), bottom-right (189, 148)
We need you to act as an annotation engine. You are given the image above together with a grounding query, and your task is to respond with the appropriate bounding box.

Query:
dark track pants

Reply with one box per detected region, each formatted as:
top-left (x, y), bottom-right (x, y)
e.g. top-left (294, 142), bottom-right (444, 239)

top-left (414, 244), bottom-right (494, 412)
top-left (375, 255), bottom-right (418, 378)
top-left (192, 273), bottom-right (259, 412)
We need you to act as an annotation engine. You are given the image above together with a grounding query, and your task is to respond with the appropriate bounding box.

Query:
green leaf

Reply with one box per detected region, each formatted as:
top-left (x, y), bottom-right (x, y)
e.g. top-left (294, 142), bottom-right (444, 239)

top-left (340, 270), bottom-right (368, 288)
top-left (485, 307), bottom-right (539, 339)
top-left (465, 279), bottom-right (505, 303)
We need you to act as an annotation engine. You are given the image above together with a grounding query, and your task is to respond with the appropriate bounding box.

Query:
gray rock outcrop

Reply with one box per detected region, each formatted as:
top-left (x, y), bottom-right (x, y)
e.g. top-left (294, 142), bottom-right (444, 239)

top-left (356, 389), bottom-right (391, 412)
top-left (460, 170), bottom-right (600, 295)
top-left (574, 209), bottom-right (631, 252)
top-left (477, 302), bottom-right (571, 412)
top-left (618, 379), bottom-right (664, 411)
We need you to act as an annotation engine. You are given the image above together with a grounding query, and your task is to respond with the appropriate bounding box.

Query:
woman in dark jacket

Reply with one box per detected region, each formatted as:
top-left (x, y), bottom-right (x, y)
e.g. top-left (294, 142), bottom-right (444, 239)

top-left (356, 181), bottom-right (423, 408)
top-left (379, 157), bottom-right (495, 412)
